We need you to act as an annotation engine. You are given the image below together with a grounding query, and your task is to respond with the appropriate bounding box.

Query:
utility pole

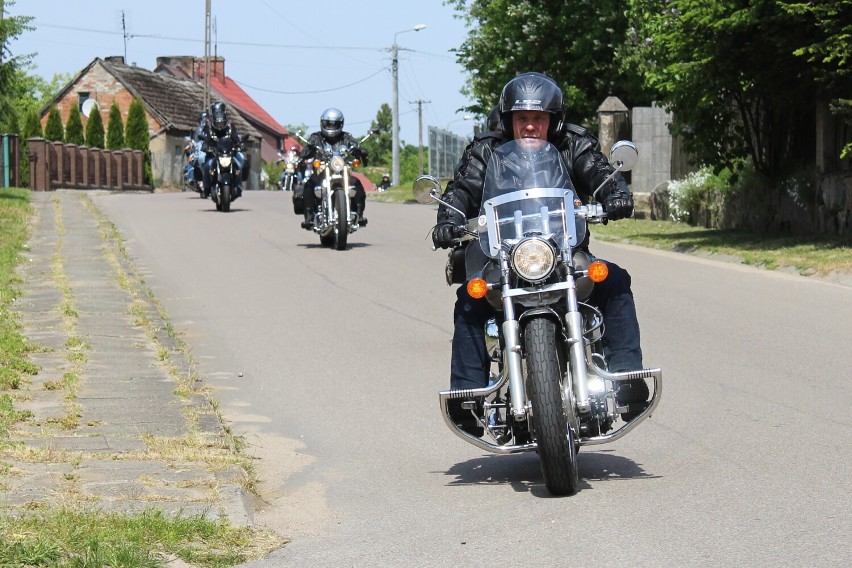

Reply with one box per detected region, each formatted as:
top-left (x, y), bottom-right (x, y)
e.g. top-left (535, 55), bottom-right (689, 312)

top-left (410, 99), bottom-right (430, 174)
top-left (203, 0), bottom-right (211, 110)
top-left (390, 25), bottom-right (425, 187)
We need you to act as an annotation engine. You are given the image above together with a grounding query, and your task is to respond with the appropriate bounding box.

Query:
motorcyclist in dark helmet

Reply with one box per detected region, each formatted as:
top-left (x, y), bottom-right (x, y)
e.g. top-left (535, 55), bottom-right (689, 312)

top-left (201, 101), bottom-right (245, 198)
top-left (184, 111), bottom-right (210, 190)
top-left (485, 105), bottom-right (503, 133)
top-left (298, 108), bottom-right (369, 228)
top-left (431, 72), bottom-right (646, 435)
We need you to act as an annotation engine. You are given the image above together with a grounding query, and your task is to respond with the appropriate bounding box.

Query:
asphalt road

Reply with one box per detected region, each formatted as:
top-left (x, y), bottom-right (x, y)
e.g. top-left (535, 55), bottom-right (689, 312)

top-left (92, 190), bottom-right (851, 568)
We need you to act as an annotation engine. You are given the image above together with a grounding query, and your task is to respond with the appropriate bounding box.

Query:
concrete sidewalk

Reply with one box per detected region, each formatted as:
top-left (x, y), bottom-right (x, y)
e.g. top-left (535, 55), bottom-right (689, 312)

top-left (0, 191), bottom-right (252, 526)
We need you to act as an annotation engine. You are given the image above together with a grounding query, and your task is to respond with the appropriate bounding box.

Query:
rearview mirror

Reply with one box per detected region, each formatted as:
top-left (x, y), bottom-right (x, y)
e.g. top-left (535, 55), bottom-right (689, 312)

top-left (610, 140), bottom-right (638, 172)
top-left (413, 175), bottom-right (441, 205)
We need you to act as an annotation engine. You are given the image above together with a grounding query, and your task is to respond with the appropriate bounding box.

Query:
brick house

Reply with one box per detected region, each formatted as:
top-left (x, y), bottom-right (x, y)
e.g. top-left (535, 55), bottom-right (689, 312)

top-left (154, 56), bottom-right (302, 165)
top-left (40, 56), bottom-right (263, 189)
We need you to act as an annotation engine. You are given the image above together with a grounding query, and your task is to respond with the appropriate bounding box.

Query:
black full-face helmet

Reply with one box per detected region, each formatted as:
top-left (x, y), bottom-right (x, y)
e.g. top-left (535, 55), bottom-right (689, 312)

top-left (320, 108), bottom-right (344, 139)
top-left (486, 105), bottom-right (502, 133)
top-left (498, 72), bottom-right (564, 138)
top-left (210, 101), bottom-right (228, 130)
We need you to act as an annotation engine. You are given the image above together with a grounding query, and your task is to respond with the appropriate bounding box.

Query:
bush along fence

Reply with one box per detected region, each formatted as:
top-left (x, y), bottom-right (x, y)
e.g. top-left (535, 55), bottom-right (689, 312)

top-left (27, 137), bottom-right (151, 192)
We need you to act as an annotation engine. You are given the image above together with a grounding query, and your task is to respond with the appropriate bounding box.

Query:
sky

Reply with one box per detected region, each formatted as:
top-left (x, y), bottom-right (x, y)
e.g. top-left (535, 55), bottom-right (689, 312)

top-left (10, 0), bottom-right (480, 143)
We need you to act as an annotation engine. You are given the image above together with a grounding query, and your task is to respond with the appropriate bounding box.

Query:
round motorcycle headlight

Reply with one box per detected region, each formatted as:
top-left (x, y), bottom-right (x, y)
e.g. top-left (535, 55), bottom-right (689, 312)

top-left (330, 156), bottom-right (345, 173)
top-left (218, 156), bottom-right (232, 168)
top-left (511, 238), bottom-right (556, 282)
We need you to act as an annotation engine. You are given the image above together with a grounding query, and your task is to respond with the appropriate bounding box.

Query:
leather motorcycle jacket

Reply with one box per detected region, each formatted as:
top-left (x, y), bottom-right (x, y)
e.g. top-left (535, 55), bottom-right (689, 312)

top-left (300, 131), bottom-right (368, 166)
top-left (437, 123), bottom-right (628, 224)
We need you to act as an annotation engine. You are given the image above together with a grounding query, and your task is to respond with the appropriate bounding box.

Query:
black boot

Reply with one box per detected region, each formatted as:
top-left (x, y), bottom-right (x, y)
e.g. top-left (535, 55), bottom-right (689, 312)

top-left (356, 204), bottom-right (368, 226)
top-left (447, 399), bottom-right (483, 437)
top-left (301, 208), bottom-right (314, 229)
top-left (616, 378), bottom-right (650, 422)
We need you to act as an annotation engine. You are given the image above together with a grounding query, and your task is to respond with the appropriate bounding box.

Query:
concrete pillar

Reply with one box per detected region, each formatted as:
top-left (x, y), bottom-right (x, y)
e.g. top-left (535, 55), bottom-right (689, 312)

top-left (597, 96), bottom-right (630, 158)
top-left (92, 150), bottom-right (103, 187)
top-left (113, 151), bottom-right (124, 189)
top-left (27, 138), bottom-right (50, 191)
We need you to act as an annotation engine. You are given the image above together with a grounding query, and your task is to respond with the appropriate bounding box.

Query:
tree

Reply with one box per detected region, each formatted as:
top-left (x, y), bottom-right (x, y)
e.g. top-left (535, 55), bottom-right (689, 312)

top-left (106, 102), bottom-right (125, 150)
top-left (65, 104), bottom-right (84, 145)
top-left (445, 0), bottom-right (654, 127)
top-left (0, 1), bottom-right (33, 130)
top-left (623, 0), bottom-right (822, 180)
top-left (125, 98), bottom-right (151, 183)
top-left (783, 0), bottom-right (852, 158)
top-left (44, 106), bottom-right (64, 142)
top-left (22, 108), bottom-right (42, 139)
top-left (85, 105), bottom-right (105, 149)
top-left (18, 108), bottom-right (43, 187)
top-left (360, 103), bottom-right (392, 167)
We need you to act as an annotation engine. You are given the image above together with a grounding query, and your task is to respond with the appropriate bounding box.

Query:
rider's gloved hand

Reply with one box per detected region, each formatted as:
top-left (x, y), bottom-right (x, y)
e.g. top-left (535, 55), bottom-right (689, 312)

top-left (432, 222), bottom-right (460, 249)
top-left (603, 190), bottom-right (634, 221)
top-left (432, 208), bottom-right (465, 249)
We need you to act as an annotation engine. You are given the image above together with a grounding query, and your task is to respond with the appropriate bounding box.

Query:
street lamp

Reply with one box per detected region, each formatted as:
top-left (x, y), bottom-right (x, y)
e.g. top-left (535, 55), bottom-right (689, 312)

top-left (391, 24), bottom-right (426, 187)
top-left (437, 115), bottom-right (475, 178)
top-left (446, 115), bottom-right (475, 133)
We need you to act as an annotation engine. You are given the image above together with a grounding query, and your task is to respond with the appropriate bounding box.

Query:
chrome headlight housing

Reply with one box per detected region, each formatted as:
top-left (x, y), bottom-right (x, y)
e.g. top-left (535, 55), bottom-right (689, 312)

top-left (330, 156), bottom-right (345, 173)
top-left (510, 237), bottom-right (556, 282)
top-left (218, 155), bottom-right (232, 168)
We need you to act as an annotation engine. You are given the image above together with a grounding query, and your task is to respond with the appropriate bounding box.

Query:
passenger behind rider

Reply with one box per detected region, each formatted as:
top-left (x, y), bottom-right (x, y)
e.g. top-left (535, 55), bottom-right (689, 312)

top-left (184, 111), bottom-right (209, 189)
top-left (431, 72), bottom-right (649, 434)
top-left (201, 101), bottom-right (245, 198)
top-left (298, 108), bottom-right (369, 228)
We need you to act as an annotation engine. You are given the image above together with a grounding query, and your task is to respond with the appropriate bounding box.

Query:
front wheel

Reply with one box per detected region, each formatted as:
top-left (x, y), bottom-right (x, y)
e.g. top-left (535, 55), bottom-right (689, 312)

top-left (525, 317), bottom-right (578, 496)
top-left (333, 190), bottom-right (348, 250)
top-left (220, 184), bottom-right (231, 212)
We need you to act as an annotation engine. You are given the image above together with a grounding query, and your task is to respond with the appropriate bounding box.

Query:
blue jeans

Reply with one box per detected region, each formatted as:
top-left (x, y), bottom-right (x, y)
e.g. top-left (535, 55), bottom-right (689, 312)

top-left (449, 260), bottom-right (643, 391)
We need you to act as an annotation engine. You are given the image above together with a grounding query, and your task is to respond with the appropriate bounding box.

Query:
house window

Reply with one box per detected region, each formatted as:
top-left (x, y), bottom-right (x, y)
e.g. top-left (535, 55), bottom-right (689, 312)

top-left (78, 92), bottom-right (90, 112)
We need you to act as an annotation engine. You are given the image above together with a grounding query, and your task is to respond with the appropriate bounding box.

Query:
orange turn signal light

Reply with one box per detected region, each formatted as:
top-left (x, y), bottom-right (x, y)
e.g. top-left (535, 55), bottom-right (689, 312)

top-left (466, 278), bottom-right (489, 299)
top-left (312, 159), bottom-right (321, 169)
top-left (352, 159), bottom-right (361, 168)
top-left (588, 260), bottom-right (609, 283)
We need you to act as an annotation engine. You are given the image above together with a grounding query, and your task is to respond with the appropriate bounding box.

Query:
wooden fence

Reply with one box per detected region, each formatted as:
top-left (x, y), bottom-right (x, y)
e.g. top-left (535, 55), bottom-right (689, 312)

top-left (27, 138), bottom-right (151, 192)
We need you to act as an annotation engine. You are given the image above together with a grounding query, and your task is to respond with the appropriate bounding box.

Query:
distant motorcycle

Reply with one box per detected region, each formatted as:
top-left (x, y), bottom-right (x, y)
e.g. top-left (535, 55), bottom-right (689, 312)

top-left (277, 148), bottom-right (301, 191)
top-left (302, 130), bottom-right (376, 250)
top-left (376, 173), bottom-right (392, 192)
top-left (182, 137), bottom-right (205, 195)
top-left (207, 137), bottom-right (241, 212)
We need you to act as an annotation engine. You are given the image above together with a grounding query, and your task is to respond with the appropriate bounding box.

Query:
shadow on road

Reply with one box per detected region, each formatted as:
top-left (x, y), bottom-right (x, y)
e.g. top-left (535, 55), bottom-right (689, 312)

top-left (443, 449), bottom-right (660, 497)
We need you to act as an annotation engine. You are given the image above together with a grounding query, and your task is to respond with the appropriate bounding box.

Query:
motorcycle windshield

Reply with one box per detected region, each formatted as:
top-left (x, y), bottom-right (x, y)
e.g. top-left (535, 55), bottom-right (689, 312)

top-left (478, 140), bottom-right (583, 258)
top-left (215, 137), bottom-right (235, 155)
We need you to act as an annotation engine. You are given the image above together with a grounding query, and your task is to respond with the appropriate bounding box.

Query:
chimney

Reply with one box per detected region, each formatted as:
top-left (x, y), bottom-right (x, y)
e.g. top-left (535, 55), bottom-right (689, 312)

top-left (156, 56), bottom-right (195, 77)
top-left (104, 56), bottom-right (125, 65)
top-left (194, 56), bottom-right (225, 80)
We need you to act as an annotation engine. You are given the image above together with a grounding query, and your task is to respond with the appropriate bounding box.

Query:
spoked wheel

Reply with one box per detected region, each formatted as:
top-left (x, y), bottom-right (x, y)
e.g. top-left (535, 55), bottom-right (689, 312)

top-left (524, 317), bottom-right (579, 496)
top-left (333, 190), bottom-right (348, 250)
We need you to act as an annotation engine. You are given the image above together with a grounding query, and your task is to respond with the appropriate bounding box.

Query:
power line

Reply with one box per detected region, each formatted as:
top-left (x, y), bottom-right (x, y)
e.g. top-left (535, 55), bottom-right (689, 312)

top-left (233, 66), bottom-right (389, 95)
top-left (34, 22), bottom-right (388, 51)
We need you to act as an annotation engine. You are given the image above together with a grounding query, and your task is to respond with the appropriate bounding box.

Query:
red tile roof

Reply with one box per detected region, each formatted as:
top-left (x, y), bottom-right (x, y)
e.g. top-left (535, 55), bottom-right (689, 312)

top-left (205, 73), bottom-right (287, 137)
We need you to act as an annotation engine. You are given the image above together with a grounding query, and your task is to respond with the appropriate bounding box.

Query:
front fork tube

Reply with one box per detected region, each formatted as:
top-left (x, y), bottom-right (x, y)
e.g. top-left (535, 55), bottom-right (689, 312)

top-left (563, 269), bottom-right (591, 413)
top-left (499, 254), bottom-right (527, 422)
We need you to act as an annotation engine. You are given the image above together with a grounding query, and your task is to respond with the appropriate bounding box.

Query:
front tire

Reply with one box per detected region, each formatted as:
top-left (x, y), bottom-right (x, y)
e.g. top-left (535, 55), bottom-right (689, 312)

top-left (333, 190), bottom-right (348, 250)
top-left (221, 183), bottom-right (231, 212)
top-left (525, 317), bottom-right (579, 496)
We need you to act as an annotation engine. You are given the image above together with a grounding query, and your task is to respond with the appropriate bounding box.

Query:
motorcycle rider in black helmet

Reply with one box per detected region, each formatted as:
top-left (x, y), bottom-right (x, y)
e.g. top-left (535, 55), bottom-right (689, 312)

top-left (184, 111), bottom-right (209, 190)
top-left (201, 101), bottom-right (245, 199)
top-left (298, 108), bottom-right (369, 228)
top-left (431, 72), bottom-right (647, 434)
